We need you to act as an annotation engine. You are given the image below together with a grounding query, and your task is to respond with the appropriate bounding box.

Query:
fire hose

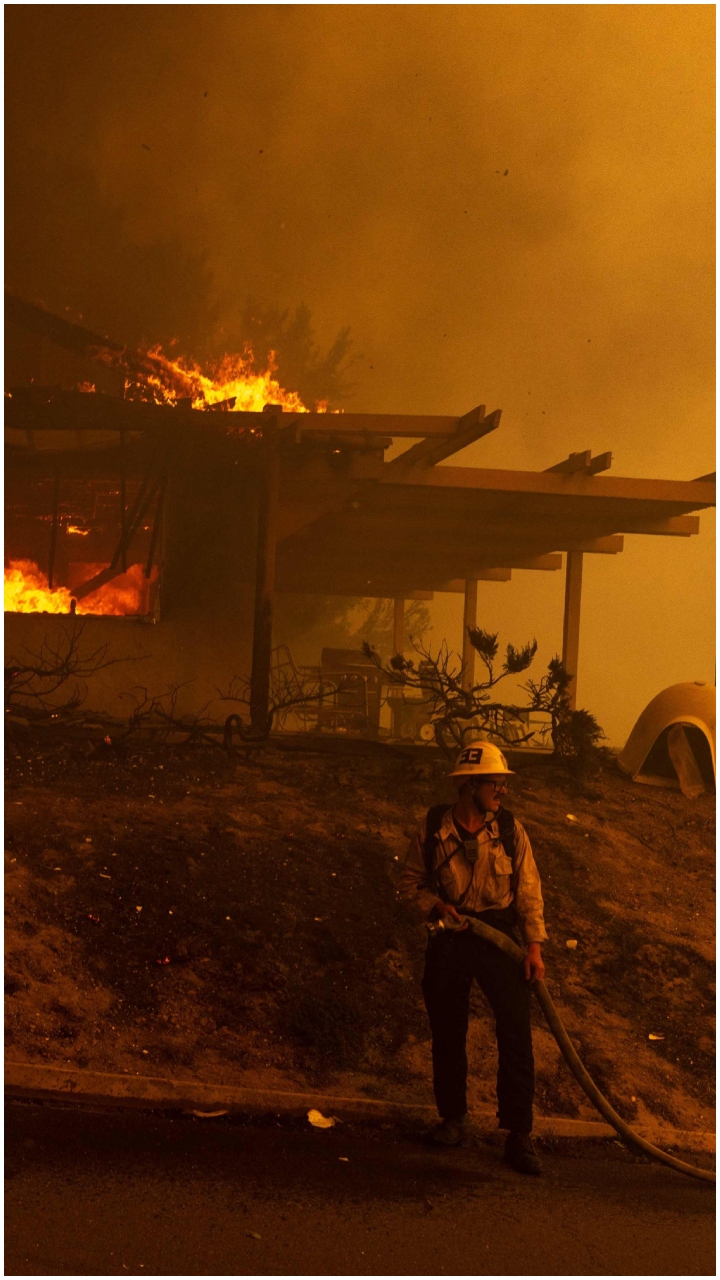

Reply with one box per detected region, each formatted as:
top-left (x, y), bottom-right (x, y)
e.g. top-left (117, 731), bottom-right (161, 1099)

top-left (427, 915), bottom-right (715, 1184)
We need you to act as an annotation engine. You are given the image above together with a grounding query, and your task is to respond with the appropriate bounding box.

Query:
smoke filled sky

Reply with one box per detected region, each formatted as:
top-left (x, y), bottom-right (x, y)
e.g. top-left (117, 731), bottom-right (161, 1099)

top-left (5, 5), bottom-right (715, 744)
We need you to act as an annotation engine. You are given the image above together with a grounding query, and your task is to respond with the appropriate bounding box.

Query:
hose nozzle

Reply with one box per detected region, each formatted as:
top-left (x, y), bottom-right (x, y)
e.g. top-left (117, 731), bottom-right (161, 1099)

top-left (426, 916), bottom-right (465, 938)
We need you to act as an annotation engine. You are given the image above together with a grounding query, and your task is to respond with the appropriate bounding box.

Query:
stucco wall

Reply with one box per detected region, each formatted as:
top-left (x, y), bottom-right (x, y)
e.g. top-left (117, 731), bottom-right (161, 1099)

top-left (6, 461), bottom-right (260, 723)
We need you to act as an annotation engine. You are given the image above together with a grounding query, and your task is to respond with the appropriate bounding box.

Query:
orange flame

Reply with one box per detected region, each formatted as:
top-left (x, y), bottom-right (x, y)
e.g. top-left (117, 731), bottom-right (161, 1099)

top-left (112, 344), bottom-right (331, 415)
top-left (4, 560), bottom-right (155, 616)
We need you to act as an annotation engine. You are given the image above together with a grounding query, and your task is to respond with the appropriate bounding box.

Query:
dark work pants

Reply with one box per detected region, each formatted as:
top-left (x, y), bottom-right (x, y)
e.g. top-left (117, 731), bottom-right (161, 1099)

top-left (421, 908), bottom-right (534, 1133)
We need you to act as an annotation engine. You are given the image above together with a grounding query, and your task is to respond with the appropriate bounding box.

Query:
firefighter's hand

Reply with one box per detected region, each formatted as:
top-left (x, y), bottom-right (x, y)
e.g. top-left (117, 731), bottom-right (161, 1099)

top-left (435, 902), bottom-right (468, 929)
top-left (523, 943), bottom-right (545, 982)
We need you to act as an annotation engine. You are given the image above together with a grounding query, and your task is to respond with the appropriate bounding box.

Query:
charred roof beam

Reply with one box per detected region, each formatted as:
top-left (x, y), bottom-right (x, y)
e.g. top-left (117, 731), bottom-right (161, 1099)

top-left (5, 292), bottom-right (125, 361)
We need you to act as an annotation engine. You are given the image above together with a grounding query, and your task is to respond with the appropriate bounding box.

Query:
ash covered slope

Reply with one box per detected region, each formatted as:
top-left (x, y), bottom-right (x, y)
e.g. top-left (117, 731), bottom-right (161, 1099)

top-left (5, 743), bottom-right (715, 1132)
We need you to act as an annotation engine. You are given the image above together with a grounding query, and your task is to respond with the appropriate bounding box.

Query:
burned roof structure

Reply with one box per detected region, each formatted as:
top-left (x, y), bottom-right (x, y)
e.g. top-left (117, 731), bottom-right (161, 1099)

top-left (5, 294), bottom-right (716, 732)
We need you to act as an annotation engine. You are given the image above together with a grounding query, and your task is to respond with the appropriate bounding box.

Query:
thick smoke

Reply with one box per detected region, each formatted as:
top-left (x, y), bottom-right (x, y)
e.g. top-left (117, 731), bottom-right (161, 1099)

top-left (5, 6), bottom-right (714, 743)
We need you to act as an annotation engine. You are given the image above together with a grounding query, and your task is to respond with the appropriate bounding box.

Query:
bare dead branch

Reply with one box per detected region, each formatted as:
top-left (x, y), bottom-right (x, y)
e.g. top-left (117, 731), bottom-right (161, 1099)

top-left (117, 683), bottom-right (220, 747)
top-left (5, 622), bottom-right (133, 719)
top-left (217, 653), bottom-right (355, 744)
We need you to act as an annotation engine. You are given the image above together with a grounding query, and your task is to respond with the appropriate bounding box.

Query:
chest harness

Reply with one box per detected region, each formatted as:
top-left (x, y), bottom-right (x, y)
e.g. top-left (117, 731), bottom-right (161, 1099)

top-left (422, 804), bottom-right (516, 906)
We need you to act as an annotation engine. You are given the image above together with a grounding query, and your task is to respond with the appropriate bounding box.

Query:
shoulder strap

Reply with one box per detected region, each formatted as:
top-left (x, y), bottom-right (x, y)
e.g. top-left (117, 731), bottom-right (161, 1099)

top-left (422, 804), bottom-right (452, 897)
top-left (497, 806), bottom-right (517, 865)
top-left (422, 804), bottom-right (517, 899)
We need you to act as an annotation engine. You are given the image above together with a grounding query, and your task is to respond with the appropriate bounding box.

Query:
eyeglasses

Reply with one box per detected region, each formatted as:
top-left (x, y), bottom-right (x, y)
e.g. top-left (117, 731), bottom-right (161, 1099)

top-left (473, 778), bottom-right (508, 793)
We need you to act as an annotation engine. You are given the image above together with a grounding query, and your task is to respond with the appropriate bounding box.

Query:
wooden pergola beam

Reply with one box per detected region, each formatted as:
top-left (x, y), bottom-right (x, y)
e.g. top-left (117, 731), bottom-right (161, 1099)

top-left (565, 535), bottom-right (624, 553)
top-left (274, 553), bottom-right (565, 596)
top-left (545, 450), bottom-right (592, 474)
top-left (562, 551), bottom-right (584, 709)
top-left (514, 554), bottom-right (563, 570)
top-left (276, 585), bottom-right (436, 599)
top-left (627, 516), bottom-right (701, 536)
top-left (385, 407), bottom-right (501, 475)
top-left (276, 574), bottom-right (493, 595)
top-left (545, 450), bottom-right (612, 476)
top-left (300, 550), bottom-right (564, 572)
top-left (377, 464), bottom-right (715, 507)
top-left (292, 523), bottom-right (628, 557)
top-left (441, 571), bottom-right (512, 588)
top-left (308, 487), bottom-right (711, 533)
top-left (280, 411), bottom-right (495, 438)
top-left (587, 451), bottom-right (613, 475)
top-left (6, 392), bottom-right (482, 440)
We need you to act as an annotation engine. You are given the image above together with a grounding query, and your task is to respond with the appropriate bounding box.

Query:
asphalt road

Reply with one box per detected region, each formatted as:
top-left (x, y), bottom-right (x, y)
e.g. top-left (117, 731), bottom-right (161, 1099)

top-left (5, 1100), bottom-right (715, 1277)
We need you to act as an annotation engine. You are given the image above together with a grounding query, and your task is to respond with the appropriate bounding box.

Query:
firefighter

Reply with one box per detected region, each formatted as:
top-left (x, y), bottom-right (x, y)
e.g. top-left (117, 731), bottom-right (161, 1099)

top-left (397, 739), bottom-right (547, 1175)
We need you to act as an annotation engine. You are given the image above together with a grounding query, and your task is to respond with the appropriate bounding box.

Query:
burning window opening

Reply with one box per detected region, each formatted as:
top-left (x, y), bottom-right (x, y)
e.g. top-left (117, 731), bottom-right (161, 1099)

top-left (5, 473), bottom-right (162, 618)
top-left (4, 559), bottom-right (158, 616)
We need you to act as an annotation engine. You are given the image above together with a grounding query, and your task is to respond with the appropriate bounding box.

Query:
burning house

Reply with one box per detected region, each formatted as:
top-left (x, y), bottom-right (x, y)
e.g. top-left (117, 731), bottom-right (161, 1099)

top-left (5, 293), bottom-right (716, 736)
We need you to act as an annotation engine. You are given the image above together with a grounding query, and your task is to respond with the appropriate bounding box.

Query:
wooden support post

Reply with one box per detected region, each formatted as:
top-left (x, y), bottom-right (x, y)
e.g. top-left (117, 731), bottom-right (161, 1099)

top-left (393, 597), bottom-right (405, 657)
top-left (461, 579), bottom-right (478, 690)
top-left (250, 422), bottom-right (281, 734)
top-left (391, 597), bottom-right (406, 737)
top-left (562, 551), bottom-right (584, 710)
top-left (48, 470), bottom-right (60, 590)
top-left (144, 474), bottom-right (166, 579)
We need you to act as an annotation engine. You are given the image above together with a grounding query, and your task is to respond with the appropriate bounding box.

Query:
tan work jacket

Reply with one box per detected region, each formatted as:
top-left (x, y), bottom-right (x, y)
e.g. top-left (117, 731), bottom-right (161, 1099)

top-left (397, 806), bottom-right (548, 945)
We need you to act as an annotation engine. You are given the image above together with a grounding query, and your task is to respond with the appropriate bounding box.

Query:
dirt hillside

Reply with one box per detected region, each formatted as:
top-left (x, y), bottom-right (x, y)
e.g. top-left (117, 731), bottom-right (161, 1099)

top-left (5, 736), bottom-right (715, 1133)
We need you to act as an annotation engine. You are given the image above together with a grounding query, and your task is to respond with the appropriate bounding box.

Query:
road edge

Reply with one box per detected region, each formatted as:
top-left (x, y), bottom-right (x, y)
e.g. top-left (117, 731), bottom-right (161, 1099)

top-left (4, 1061), bottom-right (715, 1153)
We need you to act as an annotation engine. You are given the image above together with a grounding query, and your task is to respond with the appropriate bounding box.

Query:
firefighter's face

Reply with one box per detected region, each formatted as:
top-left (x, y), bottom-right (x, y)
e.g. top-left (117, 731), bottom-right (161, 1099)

top-left (466, 775), bottom-right (507, 813)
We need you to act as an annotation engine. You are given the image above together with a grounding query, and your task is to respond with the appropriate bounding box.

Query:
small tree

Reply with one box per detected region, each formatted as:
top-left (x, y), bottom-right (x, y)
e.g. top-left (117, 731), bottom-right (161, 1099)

top-left (362, 630), bottom-right (539, 755)
top-left (523, 656), bottom-right (604, 767)
top-left (363, 633), bottom-right (605, 768)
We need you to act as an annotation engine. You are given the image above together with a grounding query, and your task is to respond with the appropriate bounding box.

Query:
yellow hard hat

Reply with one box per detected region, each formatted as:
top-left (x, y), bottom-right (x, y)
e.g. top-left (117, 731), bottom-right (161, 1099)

top-left (448, 739), bottom-right (515, 778)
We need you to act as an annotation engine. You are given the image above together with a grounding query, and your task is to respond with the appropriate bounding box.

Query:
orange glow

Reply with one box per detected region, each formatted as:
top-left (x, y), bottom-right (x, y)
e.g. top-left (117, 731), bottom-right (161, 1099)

top-left (66, 524), bottom-right (90, 536)
top-left (4, 560), bottom-right (155, 616)
top-left (115, 344), bottom-right (331, 414)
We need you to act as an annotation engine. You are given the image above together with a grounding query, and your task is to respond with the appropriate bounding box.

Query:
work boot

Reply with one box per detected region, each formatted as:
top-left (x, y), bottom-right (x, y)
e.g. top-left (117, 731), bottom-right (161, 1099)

top-left (504, 1131), bottom-right (543, 1175)
top-left (429, 1116), bottom-right (466, 1146)
top-left (429, 1116), bottom-right (484, 1147)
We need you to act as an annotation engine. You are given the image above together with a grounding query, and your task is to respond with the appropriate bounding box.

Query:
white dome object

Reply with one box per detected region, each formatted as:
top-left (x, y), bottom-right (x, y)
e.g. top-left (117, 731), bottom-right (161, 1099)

top-left (618, 683), bottom-right (715, 798)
